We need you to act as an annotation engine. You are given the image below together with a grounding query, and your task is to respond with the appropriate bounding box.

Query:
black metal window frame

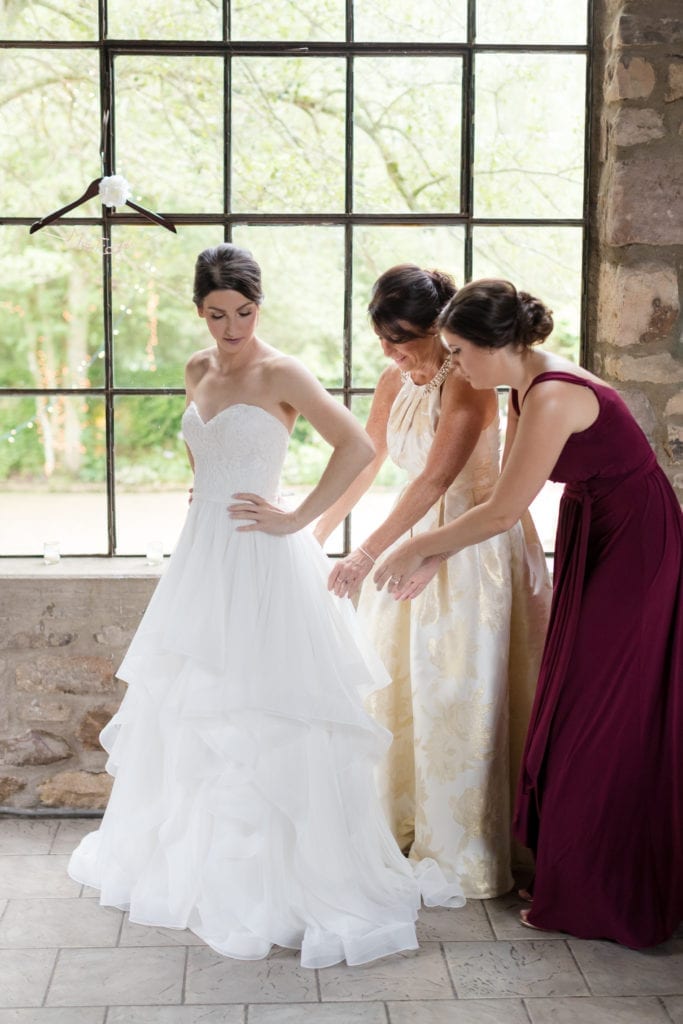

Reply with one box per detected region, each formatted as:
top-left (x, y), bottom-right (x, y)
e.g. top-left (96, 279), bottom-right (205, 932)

top-left (0, 0), bottom-right (594, 556)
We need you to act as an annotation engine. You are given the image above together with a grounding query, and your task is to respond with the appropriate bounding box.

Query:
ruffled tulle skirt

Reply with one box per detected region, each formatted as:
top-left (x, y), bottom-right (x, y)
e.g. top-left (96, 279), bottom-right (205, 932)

top-left (68, 497), bottom-right (464, 967)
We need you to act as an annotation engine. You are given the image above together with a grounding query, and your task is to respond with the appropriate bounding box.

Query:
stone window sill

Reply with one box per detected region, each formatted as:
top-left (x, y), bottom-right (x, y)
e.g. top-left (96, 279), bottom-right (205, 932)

top-left (0, 557), bottom-right (166, 579)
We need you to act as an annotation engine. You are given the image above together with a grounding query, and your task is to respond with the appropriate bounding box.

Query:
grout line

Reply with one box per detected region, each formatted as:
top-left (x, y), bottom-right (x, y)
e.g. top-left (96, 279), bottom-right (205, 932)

top-left (439, 940), bottom-right (459, 998)
top-left (41, 945), bottom-right (61, 1007)
top-left (658, 994), bottom-right (676, 1023)
top-left (244, 1002), bottom-right (249, 1024)
top-left (315, 966), bottom-right (322, 1002)
top-left (47, 820), bottom-right (61, 855)
top-left (383, 999), bottom-right (392, 1023)
top-left (102, 1006), bottom-right (110, 1024)
top-left (180, 943), bottom-right (189, 1004)
top-left (0, 898), bottom-right (8, 925)
top-left (482, 897), bottom-right (498, 938)
top-left (115, 909), bottom-right (125, 947)
top-left (565, 938), bottom-right (593, 995)
top-left (520, 996), bottom-right (535, 1023)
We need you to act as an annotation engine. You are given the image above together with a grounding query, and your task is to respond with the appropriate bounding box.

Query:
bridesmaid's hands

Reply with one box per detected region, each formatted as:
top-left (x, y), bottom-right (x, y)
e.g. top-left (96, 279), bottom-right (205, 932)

top-left (374, 540), bottom-right (433, 599)
top-left (328, 547), bottom-right (375, 599)
top-left (388, 555), bottom-right (443, 600)
top-left (228, 493), bottom-right (299, 535)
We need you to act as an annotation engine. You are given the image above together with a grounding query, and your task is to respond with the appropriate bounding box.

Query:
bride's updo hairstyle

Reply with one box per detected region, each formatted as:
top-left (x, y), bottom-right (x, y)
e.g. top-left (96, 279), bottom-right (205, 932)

top-left (368, 264), bottom-right (456, 344)
top-left (193, 243), bottom-right (264, 308)
top-left (438, 278), bottom-right (553, 350)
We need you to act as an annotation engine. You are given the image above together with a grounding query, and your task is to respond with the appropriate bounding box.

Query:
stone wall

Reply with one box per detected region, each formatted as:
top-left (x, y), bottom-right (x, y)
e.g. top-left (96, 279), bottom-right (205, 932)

top-left (589, 0), bottom-right (683, 496)
top-left (0, 577), bottom-right (156, 809)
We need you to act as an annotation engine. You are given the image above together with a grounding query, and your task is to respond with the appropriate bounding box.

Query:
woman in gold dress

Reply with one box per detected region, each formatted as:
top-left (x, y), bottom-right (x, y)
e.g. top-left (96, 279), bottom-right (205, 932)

top-left (314, 265), bottom-right (551, 898)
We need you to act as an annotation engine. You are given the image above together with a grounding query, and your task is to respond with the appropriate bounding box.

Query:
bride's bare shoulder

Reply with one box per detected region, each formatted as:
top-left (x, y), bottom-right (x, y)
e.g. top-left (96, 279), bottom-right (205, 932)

top-left (185, 347), bottom-right (214, 384)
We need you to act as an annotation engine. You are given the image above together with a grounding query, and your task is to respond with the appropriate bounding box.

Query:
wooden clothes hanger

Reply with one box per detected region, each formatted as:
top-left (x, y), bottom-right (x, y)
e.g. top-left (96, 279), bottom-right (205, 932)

top-left (29, 176), bottom-right (177, 235)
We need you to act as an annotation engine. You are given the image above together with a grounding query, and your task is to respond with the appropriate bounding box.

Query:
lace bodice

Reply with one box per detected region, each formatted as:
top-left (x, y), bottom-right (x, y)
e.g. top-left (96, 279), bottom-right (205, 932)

top-left (182, 402), bottom-right (290, 503)
top-left (388, 362), bottom-right (501, 523)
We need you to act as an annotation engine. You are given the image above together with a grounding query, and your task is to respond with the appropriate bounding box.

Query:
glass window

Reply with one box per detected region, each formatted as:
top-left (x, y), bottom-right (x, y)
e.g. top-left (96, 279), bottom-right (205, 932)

top-left (354, 57), bottom-right (463, 214)
top-left (0, 1), bottom-right (590, 556)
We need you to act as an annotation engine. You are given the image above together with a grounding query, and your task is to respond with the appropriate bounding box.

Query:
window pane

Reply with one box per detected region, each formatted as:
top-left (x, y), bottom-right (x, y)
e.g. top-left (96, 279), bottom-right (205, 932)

top-left (115, 56), bottom-right (223, 214)
top-left (346, 393), bottom-right (408, 552)
top-left (0, 50), bottom-right (100, 217)
top-left (114, 395), bottom-right (190, 555)
top-left (231, 58), bottom-right (345, 213)
top-left (354, 57), bottom-right (462, 214)
top-left (352, 225), bottom-right (465, 386)
top-left (0, 226), bottom-right (105, 391)
top-left (107, 0), bottom-right (221, 39)
top-left (472, 225), bottom-right (583, 361)
top-left (233, 226), bottom-right (345, 389)
top-left (112, 225), bottom-right (213, 388)
top-left (477, 0), bottom-right (587, 44)
top-left (354, 0), bottom-right (467, 42)
top-left (232, 0), bottom-right (345, 41)
top-left (0, 394), bottom-right (107, 555)
top-left (474, 54), bottom-right (586, 219)
top-left (0, 0), bottom-right (97, 40)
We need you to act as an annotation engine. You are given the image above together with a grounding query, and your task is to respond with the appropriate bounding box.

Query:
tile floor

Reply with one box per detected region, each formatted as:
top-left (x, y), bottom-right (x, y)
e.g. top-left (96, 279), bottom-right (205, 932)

top-left (0, 817), bottom-right (681, 1023)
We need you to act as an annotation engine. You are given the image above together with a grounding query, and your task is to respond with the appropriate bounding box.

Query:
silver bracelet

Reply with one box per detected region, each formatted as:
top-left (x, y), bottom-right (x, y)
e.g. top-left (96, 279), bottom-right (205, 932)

top-left (358, 545), bottom-right (376, 564)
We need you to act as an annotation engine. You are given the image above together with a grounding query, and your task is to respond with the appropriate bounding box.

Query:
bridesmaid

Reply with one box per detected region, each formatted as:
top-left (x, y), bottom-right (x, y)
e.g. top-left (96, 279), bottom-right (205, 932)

top-left (314, 265), bottom-right (551, 899)
top-left (376, 277), bottom-right (683, 948)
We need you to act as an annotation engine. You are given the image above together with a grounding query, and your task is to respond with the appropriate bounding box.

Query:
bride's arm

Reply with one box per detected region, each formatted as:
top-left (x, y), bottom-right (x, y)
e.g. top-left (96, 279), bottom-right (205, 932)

top-left (229, 356), bottom-right (376, 534)
top-left (312, 366), bottom-right (399, 545)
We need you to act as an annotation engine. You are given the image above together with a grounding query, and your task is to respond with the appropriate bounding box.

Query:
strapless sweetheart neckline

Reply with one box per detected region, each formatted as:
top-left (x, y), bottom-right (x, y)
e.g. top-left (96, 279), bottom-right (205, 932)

top-left (188, 400), bottom-right (290, 436)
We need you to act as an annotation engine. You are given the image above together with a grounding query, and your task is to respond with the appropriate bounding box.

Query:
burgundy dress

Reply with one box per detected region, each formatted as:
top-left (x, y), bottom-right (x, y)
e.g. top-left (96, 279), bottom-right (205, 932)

top-left (511, 371), bottom-right (683, 948)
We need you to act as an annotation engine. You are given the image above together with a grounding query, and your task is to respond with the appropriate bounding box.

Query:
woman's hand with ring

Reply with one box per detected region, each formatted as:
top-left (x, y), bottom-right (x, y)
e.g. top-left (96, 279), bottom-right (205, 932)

top-left (327, 546), bottom-right (376, 598)
top-left (374, 540), bottom-right (427, 595)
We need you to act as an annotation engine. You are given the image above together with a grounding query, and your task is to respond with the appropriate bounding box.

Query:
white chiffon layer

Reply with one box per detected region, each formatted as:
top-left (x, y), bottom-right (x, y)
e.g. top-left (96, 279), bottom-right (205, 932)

top-left (68, 402), bottom-right (464, 968)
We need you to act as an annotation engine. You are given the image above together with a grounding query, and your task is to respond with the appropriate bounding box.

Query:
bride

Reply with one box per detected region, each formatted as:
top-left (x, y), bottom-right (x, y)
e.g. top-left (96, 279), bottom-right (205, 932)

top-left (68, 242), bottom-right (464, 968)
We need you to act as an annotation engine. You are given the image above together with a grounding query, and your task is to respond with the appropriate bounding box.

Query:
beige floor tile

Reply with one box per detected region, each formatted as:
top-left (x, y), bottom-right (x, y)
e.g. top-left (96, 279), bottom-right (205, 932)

top-left (443, 940), bottom-right (589, 999)
top-left (0, 1012), bottom-right (104, 1024)
top-left (525, 995), bottom-right (671, 1022)
top-left (0, 949), bottom-right (58, 1008)
top-left (185, 947), bottom-right (317, 1005)
top-left (484, 894), bottom-right (566, 941)
top-left (119, 916), bottom-right (204, 947)
top-left (49, 820), bottom-right (99, 855)
top-left (388, 999), bottom-right (530, 1023)
top-left (0, 898), bottom-right (121, 948)
top-left (249, 1004), bottom-right (387, 1023)
top-left (46, 947), bottom-right (186, 1006)
top-left (0, 857), bottom-right (79, 901)
top-left (0, 821), bottom-right (59, 856)
top-left (107, 1009), bottom-right (244, 1023)
top-left (318, 942), bottom-right (453, 1002)
top-left (662, 996), bottom-right (683, 1023)
top-left (568, 939), bottom-right (683, 996)
top-left (417, 902), bottom-right (493, 942)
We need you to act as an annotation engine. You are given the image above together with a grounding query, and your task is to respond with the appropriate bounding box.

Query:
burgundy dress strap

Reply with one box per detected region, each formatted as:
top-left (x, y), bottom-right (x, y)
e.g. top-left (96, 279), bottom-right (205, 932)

top-left (520, 371), bottom-right (599, 408)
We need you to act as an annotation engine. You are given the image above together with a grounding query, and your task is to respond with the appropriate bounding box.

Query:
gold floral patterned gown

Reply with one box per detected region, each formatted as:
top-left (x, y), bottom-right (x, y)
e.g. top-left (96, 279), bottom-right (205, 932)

top-left (359, 359), bottom-right (552, 899)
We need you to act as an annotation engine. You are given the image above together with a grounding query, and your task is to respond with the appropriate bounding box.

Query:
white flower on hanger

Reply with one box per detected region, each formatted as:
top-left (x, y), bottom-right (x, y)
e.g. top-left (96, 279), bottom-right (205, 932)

top-left (98, 175), bottom-right (132, 208)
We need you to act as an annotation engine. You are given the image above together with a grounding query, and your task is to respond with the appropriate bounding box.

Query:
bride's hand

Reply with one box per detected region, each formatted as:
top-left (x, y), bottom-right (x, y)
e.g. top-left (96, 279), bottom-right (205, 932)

top-left (327, 548), bottom-right (375, 599)
top-left (228, 493), bottom-right (298, 535)
top-left (374, 541), bottom-right (429, 596)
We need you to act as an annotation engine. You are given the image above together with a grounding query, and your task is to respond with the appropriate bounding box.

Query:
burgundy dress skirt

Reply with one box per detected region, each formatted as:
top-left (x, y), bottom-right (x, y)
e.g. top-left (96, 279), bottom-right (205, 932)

top-left (512, 372), bottom-right (683, 948)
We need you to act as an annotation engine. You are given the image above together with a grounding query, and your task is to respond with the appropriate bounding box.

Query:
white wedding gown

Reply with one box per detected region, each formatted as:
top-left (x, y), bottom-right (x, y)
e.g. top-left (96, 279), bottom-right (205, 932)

top-left (68, 401), bottom-right (464, 968)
